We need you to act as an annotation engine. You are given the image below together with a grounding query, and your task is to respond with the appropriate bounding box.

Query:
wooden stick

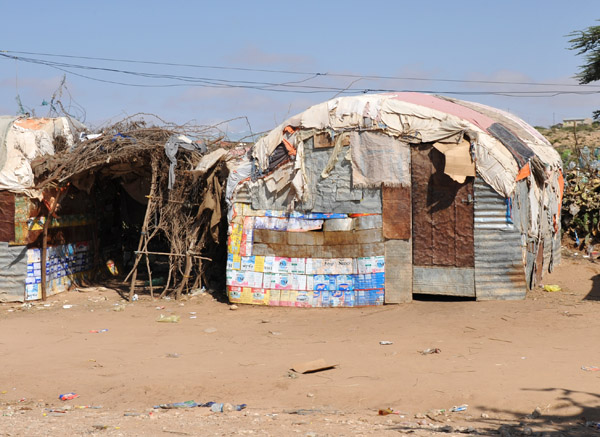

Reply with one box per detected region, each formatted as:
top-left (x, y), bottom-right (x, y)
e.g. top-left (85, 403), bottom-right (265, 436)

top-left (144, 232), bottom-right (154, 299)
top-left (128, 159), bottom-right (158, 301)
top-left (159, 265), bottom-right (174, 299)
top-left (133, 250), bottom-right (211, 260)
top-left (176, 253), bottom-right (192, 300)
top-left (40, 187), bottom-right (68, 301)
top-left (145, 195), bottom-right (201, 206)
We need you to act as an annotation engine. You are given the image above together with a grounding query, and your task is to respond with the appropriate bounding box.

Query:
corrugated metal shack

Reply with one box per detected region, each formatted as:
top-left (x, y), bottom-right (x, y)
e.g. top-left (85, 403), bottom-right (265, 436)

top-left (225, 93), bottom-right (563, 306)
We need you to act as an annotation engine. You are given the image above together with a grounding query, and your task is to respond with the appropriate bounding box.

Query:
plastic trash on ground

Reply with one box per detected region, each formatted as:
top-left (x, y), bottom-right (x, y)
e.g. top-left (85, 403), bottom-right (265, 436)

top-left (157, 314), bottom-right (180, 323)
top-left (543, 284), bottom-right (562, 292)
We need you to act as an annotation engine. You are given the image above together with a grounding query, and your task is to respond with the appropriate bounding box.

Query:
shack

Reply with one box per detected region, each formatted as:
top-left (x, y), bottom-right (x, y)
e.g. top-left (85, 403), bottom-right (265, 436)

top-left (225, 93), bottom-right (563, 306)
top-left (0, 116), bottom-right (92, 302)
top-left (0, 115), bottom-right (229, 302)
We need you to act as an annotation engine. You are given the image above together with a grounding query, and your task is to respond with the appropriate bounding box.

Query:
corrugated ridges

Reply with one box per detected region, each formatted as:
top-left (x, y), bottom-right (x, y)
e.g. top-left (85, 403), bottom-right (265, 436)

top-left (474, 177), bottom-right (526, 300)
top-left (0, 243), bottom-right (27, 302)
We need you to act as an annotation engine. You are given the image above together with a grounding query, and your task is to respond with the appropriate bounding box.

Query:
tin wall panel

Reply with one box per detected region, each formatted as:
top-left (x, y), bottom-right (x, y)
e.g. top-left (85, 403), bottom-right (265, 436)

top-left (412, 266), bottom-right (475, 296)
top-left (385, 239), bottom-right (412, 302)
top-left (0, 242), bottom-right (26, 302)
top-left (0, 191), bottom-right (15, 242)
top-left (551, 233), bottom-right (561, 271)
top-left (411, 145), bottom-right (474, 267)
top-left (411, 145), bottom-right (433, 265)
top-left (474, 177), bottom-right (526, 300)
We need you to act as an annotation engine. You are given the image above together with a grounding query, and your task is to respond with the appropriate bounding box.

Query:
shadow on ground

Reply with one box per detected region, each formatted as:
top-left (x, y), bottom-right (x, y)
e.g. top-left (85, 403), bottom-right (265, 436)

top-left (585, 274), bottom-right (600, 301)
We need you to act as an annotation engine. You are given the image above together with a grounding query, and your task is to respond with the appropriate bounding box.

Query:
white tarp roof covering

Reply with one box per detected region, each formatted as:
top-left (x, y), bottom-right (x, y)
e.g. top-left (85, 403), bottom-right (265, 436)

top-left (0, 117), bottom-right (79, 195)
top-left (249, 93), bottom-right (561, 199)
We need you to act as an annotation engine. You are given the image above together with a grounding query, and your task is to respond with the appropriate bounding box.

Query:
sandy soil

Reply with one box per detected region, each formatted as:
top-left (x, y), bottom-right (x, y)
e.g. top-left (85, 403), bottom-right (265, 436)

top-left (1, 248), bottom-right (600, 436)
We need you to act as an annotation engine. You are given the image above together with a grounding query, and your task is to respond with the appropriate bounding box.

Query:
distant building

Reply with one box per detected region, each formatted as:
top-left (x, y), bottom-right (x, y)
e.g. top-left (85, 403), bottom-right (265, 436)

top-left (563, 118), bottom-right (593, 127)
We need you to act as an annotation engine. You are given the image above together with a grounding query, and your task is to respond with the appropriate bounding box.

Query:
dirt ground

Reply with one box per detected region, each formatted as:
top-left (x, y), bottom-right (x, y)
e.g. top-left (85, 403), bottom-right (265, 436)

top-left (1, 248), bottom-right (600, 436)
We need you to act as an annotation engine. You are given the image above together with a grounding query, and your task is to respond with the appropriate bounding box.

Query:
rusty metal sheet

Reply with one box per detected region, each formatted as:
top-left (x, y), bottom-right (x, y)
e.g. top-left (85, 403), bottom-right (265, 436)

top-left (411, 145), bottom-right (474, 267)
top-left (454, 180), bottom-right (475, 266)
top-left (0, 191), bottom-right (15, 242)
top-left (382, 185), bottom-right (411, 240)
top-left (474, 177), bottom-right (526, 300)
top-left (411, 145), bottom-right (433, 265)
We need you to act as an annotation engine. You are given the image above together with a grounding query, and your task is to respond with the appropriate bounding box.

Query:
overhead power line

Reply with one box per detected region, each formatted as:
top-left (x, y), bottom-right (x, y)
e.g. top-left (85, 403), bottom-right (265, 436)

top-left (1, 50), bottom-right (599, 98)
top-left (3, 49), bottom-right (599, 88)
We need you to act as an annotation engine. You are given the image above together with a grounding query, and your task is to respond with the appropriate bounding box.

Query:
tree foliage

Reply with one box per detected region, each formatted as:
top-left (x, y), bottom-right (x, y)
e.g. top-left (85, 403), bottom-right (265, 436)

top-left (568, 22), bottom-right (600, 120)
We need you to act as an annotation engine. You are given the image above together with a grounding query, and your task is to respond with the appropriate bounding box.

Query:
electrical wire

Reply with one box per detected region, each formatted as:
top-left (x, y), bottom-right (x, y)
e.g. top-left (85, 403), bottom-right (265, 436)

top-left (3, 49), bottom-right (599, 88)
top-left (2, 51), bottom-right (599, 98)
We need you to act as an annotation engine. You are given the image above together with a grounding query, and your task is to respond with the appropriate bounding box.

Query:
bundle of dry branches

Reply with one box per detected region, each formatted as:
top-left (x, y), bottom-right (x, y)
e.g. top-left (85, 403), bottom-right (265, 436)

top-left (32, 114), bottom-right (235, 300)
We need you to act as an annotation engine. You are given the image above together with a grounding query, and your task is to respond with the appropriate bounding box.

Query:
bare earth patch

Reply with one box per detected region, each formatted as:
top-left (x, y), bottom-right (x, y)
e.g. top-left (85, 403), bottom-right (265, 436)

top-left (1, 248), bottom-right (599, 436)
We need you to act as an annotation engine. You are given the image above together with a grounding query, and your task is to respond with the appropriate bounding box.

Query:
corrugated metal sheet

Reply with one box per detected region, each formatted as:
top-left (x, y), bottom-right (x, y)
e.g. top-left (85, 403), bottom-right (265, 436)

top-left (385, 239), bottom-right (412, 303)
top-left (413, 266), bottom-right (475, 296)
top-left (0, 242), bottom-right (27, 302)
top-left (474, 177), bottom-right (526, 300)
top-left (551, 234), bottom-right (561, 272)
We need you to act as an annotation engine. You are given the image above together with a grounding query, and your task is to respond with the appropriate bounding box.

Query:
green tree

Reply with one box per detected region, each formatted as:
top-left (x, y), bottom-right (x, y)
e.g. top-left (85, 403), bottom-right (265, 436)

top-left (568, 22), bottom-right (600, 119)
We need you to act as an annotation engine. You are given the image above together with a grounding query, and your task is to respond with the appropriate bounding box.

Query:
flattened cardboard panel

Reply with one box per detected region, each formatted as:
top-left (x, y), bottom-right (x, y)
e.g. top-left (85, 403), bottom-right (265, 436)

top-left (313, 132), bottom-right (333, 149)
top-left (382, 185), bottom-right (411, 240)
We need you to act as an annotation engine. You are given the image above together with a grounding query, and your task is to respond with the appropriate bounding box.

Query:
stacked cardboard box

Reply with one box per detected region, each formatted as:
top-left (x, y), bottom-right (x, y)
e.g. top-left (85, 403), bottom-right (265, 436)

top-left (226, 205), bottom-right (385, 307)
top-left (25, 241), bottom-right (93, 301)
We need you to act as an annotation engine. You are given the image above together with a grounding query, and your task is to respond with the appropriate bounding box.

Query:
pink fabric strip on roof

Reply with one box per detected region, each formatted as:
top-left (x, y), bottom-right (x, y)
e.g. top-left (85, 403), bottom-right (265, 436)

top-left (388, 92), bottom-right (495, 131)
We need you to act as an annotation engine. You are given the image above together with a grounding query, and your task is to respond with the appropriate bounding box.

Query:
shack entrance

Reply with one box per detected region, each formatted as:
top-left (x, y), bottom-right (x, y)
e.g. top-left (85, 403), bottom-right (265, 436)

top-left (411, 144), bottom-right (475, 297)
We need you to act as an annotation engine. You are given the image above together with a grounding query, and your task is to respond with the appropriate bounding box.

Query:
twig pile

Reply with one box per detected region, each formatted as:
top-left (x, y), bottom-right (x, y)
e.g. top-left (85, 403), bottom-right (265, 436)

top-left (33, 115), bottom-right (233, 299)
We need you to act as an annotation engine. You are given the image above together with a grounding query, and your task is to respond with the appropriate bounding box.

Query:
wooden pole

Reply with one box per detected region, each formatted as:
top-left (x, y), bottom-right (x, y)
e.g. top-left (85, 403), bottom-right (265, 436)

top-left (40, 187), bottom-right (68, 301)
top-left (128, 159), bottom-right (158, 301)
top-left (133, 250), bottom-right (210, 260)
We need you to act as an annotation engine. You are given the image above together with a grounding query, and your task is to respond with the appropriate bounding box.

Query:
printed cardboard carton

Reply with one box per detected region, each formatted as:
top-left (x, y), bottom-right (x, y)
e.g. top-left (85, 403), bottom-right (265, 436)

top-left (330, 289), bottom-right (344, 307)
top-left (227, 270), bottom-right (263, 288)
top-left (241, 255), bottom-right (265, 272)
top-left (273, 257), bottom-right (291, 273)
top-left (343, 290), bottom-right (356, 307)
top-left (280, 289), bottom-right (299, 307)
top-left (251, 288), bottom-right (269, 305)
top-left (268, 289), bottom-right (281, 306)
top-left (227, 253), bottom-right (242, 270)
top-left (290, 258), bottom-right (306, 274)
top-left (228, 286), bottom-right (254, 304)
top-left (336, 274), bottom-right (354, 291)
top-left (295, 290), bottom-right (312, 307)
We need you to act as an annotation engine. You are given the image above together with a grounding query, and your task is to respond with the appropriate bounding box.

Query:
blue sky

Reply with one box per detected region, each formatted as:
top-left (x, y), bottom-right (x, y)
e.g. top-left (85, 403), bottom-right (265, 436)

top-left (1, 1), bottom-right (599, 138)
